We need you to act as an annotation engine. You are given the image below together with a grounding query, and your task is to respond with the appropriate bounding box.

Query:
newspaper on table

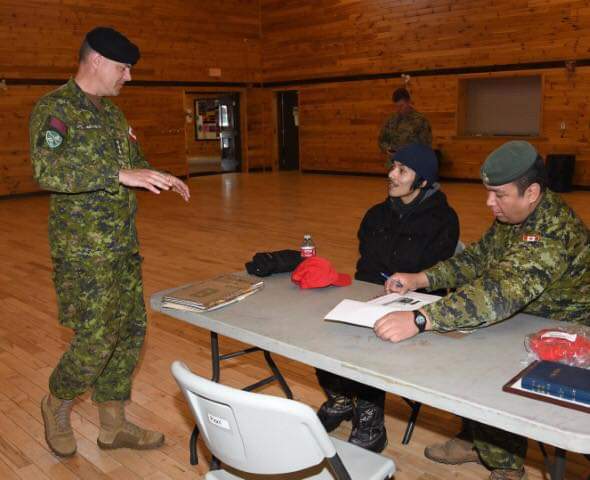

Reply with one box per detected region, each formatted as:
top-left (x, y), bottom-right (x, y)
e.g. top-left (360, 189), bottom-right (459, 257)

top-left (324, 291), bottom-right (441, 328)
top-left (161, 273), bottom-right (264, 312)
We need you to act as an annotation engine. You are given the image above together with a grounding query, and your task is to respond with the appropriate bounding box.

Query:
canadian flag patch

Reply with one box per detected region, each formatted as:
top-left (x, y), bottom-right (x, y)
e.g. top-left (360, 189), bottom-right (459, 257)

top-left (128, 126), bottom-right (137, 142)
top-left (522, 233), bottom-right (541, 242)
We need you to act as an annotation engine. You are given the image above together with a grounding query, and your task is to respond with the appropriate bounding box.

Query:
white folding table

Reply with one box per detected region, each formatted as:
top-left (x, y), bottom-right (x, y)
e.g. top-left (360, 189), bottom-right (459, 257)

top-left (151, 273), bottom-right (590, 479)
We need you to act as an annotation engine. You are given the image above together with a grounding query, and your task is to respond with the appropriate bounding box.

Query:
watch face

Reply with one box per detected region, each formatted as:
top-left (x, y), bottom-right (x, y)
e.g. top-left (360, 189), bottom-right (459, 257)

top-left (414, 312), bottom-right (426, 332)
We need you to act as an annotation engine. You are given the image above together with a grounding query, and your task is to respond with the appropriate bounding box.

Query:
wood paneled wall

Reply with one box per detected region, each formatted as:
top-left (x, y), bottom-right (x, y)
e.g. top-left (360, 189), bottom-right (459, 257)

top-left (2, 1), bottom-right (261, 82)
top-left (261, 0), bottom-right (590, 186)
top-left (4, 0), bottom-right (590, 195)
top-left (296, 68), bottom-right (590, 185)
top-left (261, 0), bottom-right (590, 82)
top-left (245, 88), bottom-right (276, 171)
top-left (117, 87), bottom-right (187, 177)
top-left (0, 86), bottom-right (45, 195)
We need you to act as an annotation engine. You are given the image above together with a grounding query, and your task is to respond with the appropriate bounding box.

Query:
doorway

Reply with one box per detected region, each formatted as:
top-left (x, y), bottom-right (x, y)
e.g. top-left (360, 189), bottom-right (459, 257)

top-left (184, 92), bottom-right (241, 175)
top-left (277, 91), bottom-right (299, 171)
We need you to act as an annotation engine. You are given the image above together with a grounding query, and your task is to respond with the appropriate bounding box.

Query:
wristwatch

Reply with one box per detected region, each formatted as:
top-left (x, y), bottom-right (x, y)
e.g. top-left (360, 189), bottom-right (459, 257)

top-left (413, 310), bottom-right (427, 333)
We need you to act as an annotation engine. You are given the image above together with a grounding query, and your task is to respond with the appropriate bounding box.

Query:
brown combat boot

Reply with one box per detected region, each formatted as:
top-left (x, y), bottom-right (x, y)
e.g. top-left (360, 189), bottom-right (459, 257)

top-left (97, 401), bottom-right (164, 450)
top-left (489, 467), bottom-right (527, 480)
top-left (424, 437), bottom-right (481, 465)
top-left (41, 394), bottom-right (77, 457)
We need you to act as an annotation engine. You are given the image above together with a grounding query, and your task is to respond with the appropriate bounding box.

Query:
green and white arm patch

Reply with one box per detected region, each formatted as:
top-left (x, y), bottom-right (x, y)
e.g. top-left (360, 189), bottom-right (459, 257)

top-left (45, 129), bottom-right (63, 149)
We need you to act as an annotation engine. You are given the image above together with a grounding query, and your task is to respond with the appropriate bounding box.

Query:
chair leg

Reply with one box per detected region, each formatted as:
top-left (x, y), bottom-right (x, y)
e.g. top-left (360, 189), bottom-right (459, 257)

top-left (189, 425), bottom-right (199, 465)
top-left (401, 398), bottom-right (421, 445)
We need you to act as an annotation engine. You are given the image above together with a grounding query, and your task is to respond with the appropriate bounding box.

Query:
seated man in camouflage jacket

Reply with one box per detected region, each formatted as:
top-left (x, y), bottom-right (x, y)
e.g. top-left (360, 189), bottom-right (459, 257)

top-left (375, 141), bottom-right (589, 480)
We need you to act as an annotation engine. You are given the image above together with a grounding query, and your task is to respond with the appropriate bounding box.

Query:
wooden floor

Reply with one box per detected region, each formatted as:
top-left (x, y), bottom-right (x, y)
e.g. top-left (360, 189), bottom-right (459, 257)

top-left (0, 172), bottom-right (589, 480)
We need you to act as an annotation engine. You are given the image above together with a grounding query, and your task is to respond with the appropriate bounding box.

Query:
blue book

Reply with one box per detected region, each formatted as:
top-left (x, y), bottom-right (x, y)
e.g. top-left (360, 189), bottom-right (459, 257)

top-left (521, 360), bottom-right (590, 406)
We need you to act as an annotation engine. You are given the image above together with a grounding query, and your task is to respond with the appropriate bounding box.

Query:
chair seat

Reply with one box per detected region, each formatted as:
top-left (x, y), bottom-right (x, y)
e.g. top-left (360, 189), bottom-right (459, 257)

top-left (331, 436), bottom-right (395, 479)
top-left (205, 436), bottom-right (395, 480)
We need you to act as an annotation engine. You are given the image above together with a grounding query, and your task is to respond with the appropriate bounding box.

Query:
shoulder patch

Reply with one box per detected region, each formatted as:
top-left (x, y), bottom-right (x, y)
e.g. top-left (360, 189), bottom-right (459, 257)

top-left (48, 116), bottom-right (68, 136)
top-left (522, 233), bottom-right (541, 242)
top-left (45, 130), bottom-right (63, 149)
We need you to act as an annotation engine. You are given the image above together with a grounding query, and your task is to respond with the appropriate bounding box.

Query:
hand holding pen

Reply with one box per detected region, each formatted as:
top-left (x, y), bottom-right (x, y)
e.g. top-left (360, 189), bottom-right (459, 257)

top-left (380, 272), bottom-right (403, 288)
top-left (383, 272), bottom-right (430, 294)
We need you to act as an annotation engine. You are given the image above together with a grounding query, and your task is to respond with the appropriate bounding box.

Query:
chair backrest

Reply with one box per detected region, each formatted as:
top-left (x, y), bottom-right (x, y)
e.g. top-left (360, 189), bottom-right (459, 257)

top-left (171, 361), bottom-right (337, 476)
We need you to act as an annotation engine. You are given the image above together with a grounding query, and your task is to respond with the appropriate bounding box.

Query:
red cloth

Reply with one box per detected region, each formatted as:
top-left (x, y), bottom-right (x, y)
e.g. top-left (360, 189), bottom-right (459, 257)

top-left (291, 256), bottom-right (351, 289)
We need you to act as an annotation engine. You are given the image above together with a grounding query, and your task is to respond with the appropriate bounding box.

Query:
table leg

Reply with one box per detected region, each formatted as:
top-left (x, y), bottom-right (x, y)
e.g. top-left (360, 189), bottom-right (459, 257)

top-left (538, 443), bottom-right (567, 480)
top-left (263, 350), bottom-right (293, 399)
top-left (211, 331), bottom-right (221, 382)
top-left (401, 398), bottom-right (421, 445)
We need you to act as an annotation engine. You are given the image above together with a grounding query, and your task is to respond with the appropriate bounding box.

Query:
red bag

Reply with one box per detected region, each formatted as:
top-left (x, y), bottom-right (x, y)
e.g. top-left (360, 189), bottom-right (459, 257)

top-left (526, 328), bottom-right (590, 367)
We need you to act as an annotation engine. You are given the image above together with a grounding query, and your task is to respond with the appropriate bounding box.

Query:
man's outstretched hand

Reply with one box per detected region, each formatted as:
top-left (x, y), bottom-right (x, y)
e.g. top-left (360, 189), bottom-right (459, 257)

top-left (119, 169), bottom-right (190, 201)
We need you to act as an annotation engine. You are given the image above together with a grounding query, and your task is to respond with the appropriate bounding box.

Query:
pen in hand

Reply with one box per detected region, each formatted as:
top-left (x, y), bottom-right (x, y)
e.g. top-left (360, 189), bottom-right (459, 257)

top-left (380, 272), bottom-right (403, 288)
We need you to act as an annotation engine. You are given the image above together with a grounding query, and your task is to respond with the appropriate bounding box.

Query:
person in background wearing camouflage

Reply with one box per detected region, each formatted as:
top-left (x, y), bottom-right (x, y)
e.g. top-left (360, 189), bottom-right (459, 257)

top-left (377, 87), bottom-right (432, 156)
top-left (374, 141), bottom-right (589, 480)
top-left (30, 27), bottom-right (190, 457)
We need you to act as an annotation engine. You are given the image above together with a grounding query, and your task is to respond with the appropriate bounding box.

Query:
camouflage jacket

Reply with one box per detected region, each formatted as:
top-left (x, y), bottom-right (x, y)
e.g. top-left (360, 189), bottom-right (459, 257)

top-left (423, 190), bottom-right (590, 330)
top-left (30, 78), bottom-right (151, 260)
top-left (378, 109), bottom-right (432, 153)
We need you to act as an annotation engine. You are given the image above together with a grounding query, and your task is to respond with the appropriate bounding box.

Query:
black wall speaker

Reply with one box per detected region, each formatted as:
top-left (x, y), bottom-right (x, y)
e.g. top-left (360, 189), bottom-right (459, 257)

top-left (546, 154), bottom-right (575, 192)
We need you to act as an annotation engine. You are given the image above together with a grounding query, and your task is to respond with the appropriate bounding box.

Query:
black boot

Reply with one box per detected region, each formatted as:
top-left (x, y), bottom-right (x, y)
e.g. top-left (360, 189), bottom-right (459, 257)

top-left (317, 390), bottom-right (353, 432)
top-left (349, 398), bottom-right (387, 453)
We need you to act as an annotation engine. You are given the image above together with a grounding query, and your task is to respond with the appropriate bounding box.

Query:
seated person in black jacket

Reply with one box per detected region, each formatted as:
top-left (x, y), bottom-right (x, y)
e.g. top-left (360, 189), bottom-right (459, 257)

top-left (316, 143), bottom-right (460, 452)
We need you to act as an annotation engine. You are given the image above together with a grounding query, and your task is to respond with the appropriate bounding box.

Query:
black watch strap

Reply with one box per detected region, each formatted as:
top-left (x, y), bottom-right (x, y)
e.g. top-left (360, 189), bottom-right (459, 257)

top-left (413, 310), bottom-right (427, 333)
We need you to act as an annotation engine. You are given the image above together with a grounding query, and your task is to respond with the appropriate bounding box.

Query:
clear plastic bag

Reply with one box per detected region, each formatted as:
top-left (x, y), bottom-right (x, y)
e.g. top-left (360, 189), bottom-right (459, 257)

top-left (524, 325), bottom-right (590, 368)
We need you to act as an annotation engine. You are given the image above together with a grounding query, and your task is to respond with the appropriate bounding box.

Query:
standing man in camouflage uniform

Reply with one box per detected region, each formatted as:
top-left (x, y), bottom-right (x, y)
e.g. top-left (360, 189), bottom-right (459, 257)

top-left (378, 87), bottom-right (432, 156)
top-left (374, 141), bottom-right (589, 480)
top-left (30, 27), bottom-right (190, 457)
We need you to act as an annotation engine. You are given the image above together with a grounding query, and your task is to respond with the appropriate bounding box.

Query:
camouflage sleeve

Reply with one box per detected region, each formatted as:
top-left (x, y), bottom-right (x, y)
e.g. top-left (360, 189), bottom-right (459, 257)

top-left (416, 116), bottom-right (432, 145)
top-left (424, 237), bottom-right (568, 331)
top-left (378, 116), bottom-right (393, 152)
top-left (425, 223), bottom-right (498, 290)
top-left (30, 101), bottom-right (119, 194)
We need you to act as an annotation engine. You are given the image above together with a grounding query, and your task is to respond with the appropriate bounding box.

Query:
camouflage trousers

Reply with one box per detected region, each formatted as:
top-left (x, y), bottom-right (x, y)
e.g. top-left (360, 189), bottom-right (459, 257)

top-left (49, 253), bottom-right (147, 403)
top-left (472, 421), bottom-right (527, 470)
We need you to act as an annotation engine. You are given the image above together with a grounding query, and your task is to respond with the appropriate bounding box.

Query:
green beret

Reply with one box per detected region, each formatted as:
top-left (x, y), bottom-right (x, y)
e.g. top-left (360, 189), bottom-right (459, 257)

top-left (480, 141), bottom-right (538, 186)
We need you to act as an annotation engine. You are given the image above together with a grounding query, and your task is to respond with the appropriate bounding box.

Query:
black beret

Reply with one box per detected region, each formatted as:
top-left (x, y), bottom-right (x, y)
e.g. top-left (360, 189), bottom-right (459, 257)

top-left (86, 27), bottom-right (140, 65)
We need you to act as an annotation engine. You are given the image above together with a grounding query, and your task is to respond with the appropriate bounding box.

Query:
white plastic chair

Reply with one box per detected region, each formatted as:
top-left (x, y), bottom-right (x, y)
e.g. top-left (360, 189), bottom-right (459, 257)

top-left (171, 361), bottom-right (395, 480)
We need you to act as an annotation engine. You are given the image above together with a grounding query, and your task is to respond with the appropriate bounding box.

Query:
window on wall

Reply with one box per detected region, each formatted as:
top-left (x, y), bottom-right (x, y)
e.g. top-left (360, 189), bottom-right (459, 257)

top-left (457, 75), bottom-right (542, 137)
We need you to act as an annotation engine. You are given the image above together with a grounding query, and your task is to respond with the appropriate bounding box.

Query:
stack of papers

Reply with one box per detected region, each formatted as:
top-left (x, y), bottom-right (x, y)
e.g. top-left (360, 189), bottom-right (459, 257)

top-left (324, 291), bottom-right (440, 328)
top-left (162, 273), bottom-right (264, 312)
